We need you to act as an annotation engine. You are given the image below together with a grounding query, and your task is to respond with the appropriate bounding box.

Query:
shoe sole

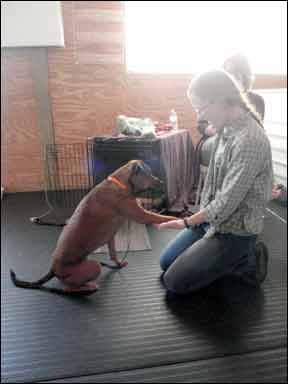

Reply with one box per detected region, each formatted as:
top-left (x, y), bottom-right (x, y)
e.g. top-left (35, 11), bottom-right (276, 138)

top-left (255, 241), bottom-right (269, 283)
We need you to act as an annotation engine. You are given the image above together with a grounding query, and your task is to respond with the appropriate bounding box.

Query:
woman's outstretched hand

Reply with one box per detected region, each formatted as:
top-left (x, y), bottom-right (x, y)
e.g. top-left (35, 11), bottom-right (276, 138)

top-left (153, 220), bottom-right (186, 230)
top-left (153, 211), bottom-right (206, 230)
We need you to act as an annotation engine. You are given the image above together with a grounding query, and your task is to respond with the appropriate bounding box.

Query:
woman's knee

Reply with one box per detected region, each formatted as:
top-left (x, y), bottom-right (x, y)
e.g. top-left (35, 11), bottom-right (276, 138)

top-left (162, 235), bottom-right (224, 294)
top-left (159, 254), bottom-right (171, 272)
top-left (163, 270), bottom-right (192, 294)
top-left (159, 229), bottom-right (200, 272)
top-left (163, 267), bottom-right (213, 294)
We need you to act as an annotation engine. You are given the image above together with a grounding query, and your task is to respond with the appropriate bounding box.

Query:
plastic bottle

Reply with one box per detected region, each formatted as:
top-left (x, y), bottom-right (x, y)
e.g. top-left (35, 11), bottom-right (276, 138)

top-left (169, 109), bottom-right (178, 130)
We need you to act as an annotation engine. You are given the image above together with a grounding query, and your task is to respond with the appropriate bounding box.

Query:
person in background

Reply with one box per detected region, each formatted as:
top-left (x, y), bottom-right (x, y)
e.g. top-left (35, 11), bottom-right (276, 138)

top-left (200, 53), bottom-right (265, 135)
top-left (223, 53), bottom-right (265, 120)
top-left (155, 69), bottom-right (273, 296)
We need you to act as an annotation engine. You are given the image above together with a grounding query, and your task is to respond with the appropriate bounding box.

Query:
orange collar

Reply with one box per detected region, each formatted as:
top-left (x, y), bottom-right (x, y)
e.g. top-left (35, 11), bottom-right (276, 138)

top-left (107, 176), bottom-right (128, 191)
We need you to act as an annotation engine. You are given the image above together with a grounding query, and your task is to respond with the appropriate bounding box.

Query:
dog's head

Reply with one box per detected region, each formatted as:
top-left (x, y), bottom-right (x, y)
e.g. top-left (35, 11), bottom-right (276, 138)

top-left (127, 160), bottom-right (165, 198)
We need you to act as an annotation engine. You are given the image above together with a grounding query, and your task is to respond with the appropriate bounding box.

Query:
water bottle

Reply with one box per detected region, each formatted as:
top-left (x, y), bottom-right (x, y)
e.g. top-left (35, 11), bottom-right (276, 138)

top-left (169, 109), bottom-right (178, 130)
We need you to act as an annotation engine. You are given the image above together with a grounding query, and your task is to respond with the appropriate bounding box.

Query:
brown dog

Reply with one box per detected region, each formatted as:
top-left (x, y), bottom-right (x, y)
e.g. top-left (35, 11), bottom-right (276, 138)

top-left (10, 160), bottom-right (177, 296)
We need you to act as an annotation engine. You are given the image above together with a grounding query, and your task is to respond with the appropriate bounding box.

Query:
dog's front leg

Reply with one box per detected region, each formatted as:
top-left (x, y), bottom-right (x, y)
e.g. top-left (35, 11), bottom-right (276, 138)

top-left (120, 199), bottom-right (178, 224)
top-left (107, 237), bottom-right (128, 268)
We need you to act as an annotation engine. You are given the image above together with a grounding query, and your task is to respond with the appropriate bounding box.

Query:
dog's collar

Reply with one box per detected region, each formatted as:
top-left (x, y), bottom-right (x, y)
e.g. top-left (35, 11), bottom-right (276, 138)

top-left (107, 176), bottom-right (128, 191)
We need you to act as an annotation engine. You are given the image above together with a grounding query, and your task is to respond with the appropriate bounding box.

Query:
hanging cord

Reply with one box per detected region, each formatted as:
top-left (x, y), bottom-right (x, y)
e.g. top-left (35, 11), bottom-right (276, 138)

top-left (29, 199), bottom-right (64, 227)
top-left (30, 145), bottom-right (66, 227)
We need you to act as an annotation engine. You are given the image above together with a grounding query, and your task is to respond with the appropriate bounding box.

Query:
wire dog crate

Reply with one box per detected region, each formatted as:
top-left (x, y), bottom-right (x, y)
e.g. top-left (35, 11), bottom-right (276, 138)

top-left (45, 142), bottom-right (93, 210)
top-left (31, 142), bottom-right (93, 225)
top-left (33, 139), bottom-right (166, 225)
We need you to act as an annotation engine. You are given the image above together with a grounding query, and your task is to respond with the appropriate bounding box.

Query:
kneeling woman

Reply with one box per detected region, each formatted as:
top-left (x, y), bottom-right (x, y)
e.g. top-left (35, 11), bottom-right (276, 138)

top-left (155, 69), bottom-right (273, 295)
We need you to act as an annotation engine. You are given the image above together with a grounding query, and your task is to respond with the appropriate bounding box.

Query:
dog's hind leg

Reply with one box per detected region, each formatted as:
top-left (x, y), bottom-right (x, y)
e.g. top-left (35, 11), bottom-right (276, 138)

top-left (58, 260), bottom-right (101, 293)
top-left (107, 237), bottom-right (128, 268)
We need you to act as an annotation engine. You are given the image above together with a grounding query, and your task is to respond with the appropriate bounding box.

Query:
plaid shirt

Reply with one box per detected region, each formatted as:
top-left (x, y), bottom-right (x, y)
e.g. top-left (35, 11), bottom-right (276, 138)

top-left (200, 113), bottom-right (273, 238)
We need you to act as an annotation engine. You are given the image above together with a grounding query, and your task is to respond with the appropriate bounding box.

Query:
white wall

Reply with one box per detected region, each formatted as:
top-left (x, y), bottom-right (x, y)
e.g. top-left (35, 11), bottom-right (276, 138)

top-left (1, 1), bottom-right (64, 47)
top-left (259, 89), bottom-right (287, 187)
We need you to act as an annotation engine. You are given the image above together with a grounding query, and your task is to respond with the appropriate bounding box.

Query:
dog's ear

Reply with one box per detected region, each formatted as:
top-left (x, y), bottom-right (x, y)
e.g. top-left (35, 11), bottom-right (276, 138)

top-left (130, 161), bottom-right (152, 177)
top-left (130, 161), bottom-right (142, 175)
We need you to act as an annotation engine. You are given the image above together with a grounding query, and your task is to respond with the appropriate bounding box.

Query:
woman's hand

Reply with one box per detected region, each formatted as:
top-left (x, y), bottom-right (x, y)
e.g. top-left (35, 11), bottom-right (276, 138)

top-left (153, 220), bottom-right (186, 230)
top-left (153, 211), bottom-right (207, 231)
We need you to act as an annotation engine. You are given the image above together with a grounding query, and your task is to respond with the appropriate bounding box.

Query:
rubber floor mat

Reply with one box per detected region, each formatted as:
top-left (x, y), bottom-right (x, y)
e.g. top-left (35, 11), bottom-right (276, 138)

top-left (44, 347), bottom-right (287, 383)
top-left (1, 193), bottom-right (287, 383)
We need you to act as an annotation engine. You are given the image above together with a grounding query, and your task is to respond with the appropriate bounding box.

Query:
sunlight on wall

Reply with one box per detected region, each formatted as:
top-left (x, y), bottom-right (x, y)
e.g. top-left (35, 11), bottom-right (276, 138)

top-left (125, 1), bottom-right (287, 74)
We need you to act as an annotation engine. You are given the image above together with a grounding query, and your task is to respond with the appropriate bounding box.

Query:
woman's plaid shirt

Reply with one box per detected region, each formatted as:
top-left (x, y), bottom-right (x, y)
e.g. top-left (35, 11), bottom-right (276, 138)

top-left (200, 114), bottom-right (273, 238)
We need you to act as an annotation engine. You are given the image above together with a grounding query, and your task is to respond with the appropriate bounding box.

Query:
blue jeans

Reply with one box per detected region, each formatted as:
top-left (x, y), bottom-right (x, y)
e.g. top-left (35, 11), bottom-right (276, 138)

top-left (159, 223), bottom-right (257, 294)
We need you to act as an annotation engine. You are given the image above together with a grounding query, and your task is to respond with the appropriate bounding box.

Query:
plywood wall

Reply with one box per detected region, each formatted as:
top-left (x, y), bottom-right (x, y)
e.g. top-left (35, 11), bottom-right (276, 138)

top-left (1, 48), bottom-right (44, 191)
top-left (1, 1), bottom-right (287, 192)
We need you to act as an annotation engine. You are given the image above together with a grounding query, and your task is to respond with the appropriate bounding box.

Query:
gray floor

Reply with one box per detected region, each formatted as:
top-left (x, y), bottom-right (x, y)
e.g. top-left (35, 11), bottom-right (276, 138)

top-left (1, 192), bottom-right (287, 383)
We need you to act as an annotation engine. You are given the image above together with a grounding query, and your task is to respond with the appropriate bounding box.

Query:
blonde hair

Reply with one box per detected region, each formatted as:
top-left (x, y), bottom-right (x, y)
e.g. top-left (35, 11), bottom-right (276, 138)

top-left (187, 69), bottom-right (263, 127)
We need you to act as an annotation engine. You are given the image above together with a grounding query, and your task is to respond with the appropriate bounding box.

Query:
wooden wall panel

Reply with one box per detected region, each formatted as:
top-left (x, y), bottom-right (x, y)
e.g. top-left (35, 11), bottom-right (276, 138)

top-left (1, 49), bottom-right (44, 192)
top-left (48, 1), bottom-right (126, 144)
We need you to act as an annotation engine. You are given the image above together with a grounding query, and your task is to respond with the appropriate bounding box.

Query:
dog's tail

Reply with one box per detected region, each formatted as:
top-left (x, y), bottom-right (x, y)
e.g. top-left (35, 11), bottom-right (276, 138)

top-left (10, 269), bottom-right (97, 296)
top-left (10, 269), bottom-right (55, 289)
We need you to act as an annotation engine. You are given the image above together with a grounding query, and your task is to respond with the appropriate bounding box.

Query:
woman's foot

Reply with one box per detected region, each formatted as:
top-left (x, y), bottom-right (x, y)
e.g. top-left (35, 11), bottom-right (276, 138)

top-left (233, 241), bottom-right (269, 286)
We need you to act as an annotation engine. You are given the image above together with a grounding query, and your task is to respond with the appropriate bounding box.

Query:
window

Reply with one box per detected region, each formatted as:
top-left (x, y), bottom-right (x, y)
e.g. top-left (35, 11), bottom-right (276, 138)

top-left (124, 1), bottom-right (287, 74)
